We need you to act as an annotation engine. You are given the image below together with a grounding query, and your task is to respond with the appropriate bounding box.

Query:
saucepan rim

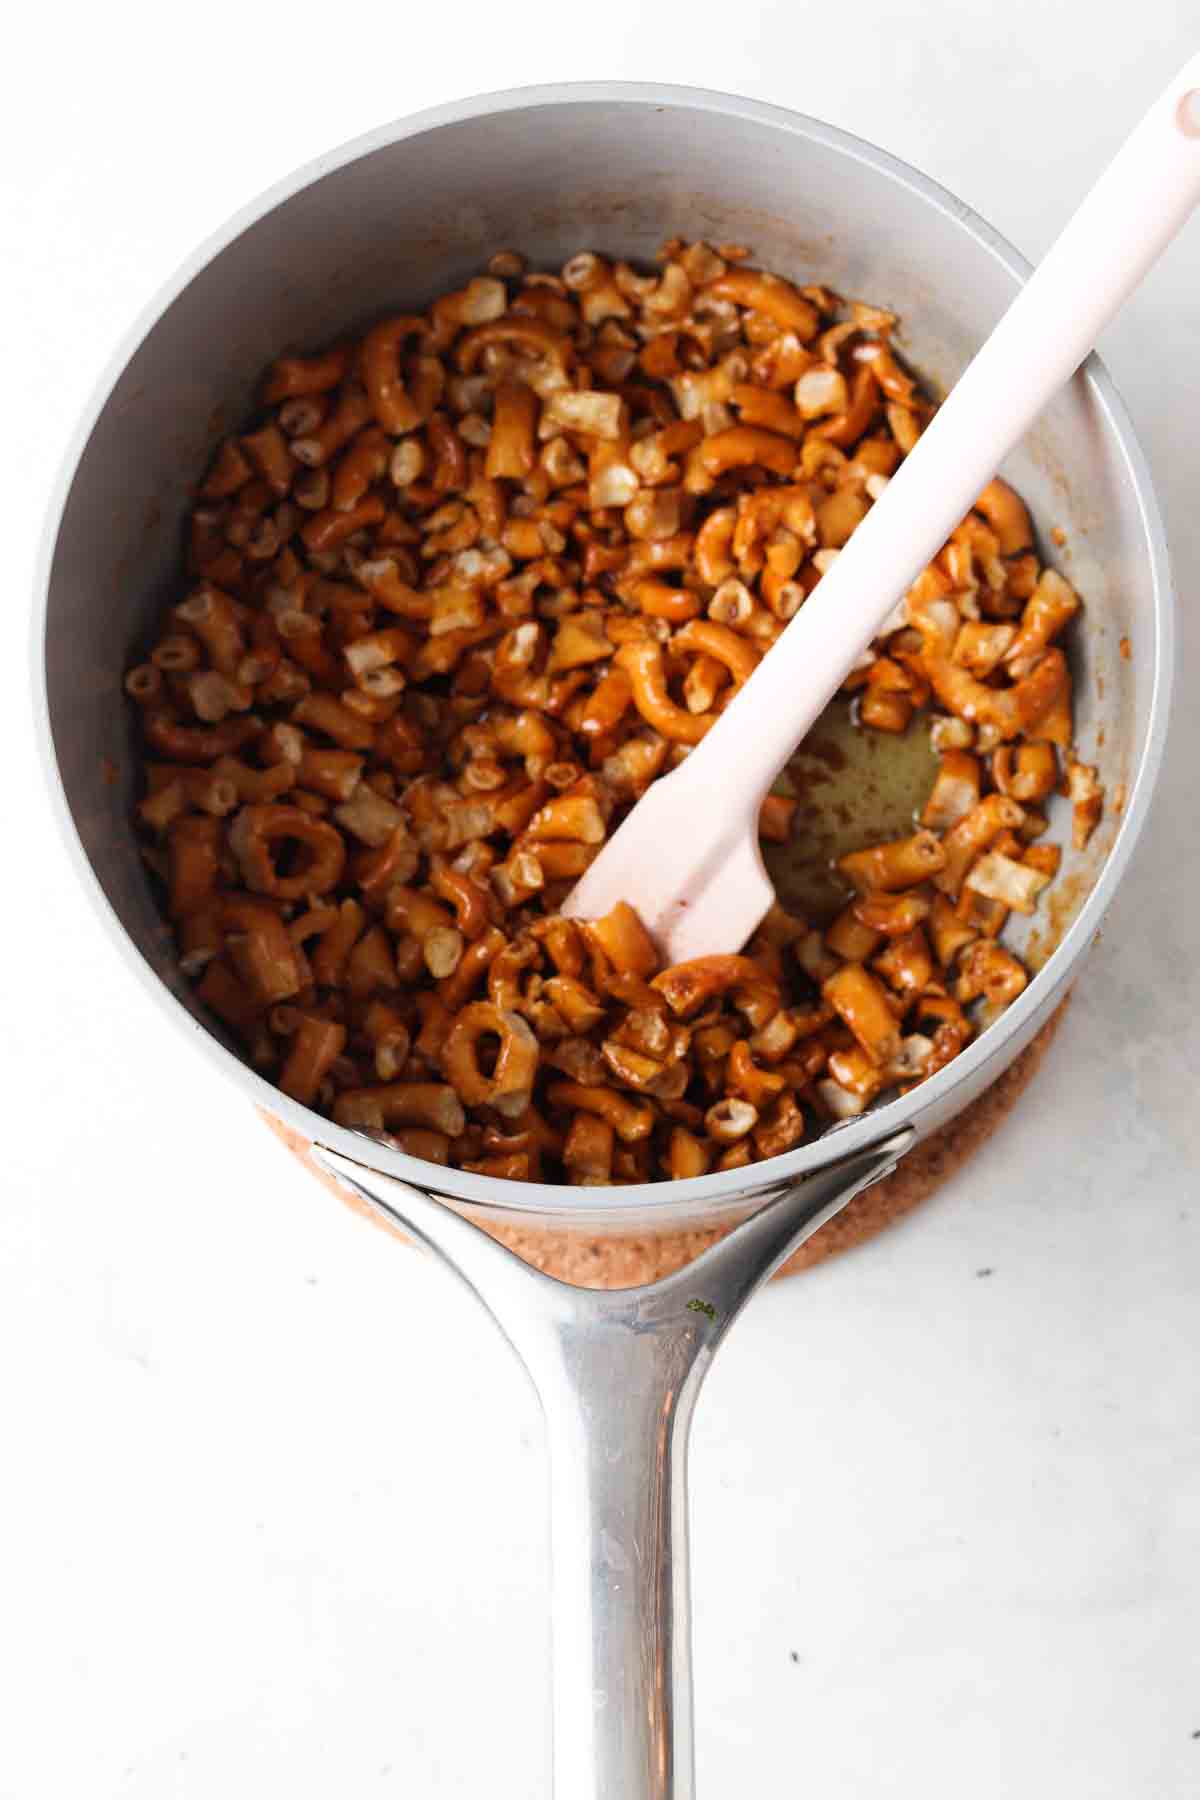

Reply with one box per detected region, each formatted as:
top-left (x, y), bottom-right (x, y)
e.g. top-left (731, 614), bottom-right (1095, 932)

top-left (33, 79), bottom-right (1174, 1218)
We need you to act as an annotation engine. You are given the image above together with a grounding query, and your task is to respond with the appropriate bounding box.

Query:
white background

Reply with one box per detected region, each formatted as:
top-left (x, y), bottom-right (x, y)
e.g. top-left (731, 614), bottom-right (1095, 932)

top-left (4, 2), bottom-right (1200, 1795)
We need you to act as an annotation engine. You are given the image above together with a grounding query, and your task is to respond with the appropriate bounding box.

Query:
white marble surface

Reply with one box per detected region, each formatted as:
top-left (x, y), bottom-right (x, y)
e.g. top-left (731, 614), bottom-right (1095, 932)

top-left (3, 4), bottom-right (1199, 1794)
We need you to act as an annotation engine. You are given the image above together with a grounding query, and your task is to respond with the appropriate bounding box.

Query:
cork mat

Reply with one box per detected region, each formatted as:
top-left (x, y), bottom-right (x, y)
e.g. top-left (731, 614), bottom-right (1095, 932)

top-left (262, 996), bottom-right (1068, 1288)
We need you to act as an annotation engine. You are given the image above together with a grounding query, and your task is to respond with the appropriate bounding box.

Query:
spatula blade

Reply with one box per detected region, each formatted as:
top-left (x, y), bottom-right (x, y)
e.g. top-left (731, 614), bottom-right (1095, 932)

top-left (562, 770), bottom-right (772, 963)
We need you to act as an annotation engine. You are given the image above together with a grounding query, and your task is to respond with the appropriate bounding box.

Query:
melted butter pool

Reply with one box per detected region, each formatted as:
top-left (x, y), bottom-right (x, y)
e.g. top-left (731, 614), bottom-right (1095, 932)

top-left (764, 699), bottom-right (939, 923)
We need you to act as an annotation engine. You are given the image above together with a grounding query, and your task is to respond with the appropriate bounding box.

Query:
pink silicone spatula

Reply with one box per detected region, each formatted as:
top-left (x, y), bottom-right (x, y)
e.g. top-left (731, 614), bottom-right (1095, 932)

top-left (564, 55), bottom-right (1200, 962)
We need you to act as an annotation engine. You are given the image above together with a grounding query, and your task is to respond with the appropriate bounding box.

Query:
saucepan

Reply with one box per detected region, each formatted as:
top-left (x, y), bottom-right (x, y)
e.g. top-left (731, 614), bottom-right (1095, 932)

top-left (35, 83), bottom-right (1172, 1797)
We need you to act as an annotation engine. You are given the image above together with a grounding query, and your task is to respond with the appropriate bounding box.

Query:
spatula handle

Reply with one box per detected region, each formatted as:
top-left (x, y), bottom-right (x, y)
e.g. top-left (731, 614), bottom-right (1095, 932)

top-left (684, 52), bottom-right (1200, 813)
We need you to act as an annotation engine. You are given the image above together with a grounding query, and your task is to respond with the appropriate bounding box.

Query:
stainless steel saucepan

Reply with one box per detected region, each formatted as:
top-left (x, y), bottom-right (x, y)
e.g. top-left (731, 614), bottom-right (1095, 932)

top-left (35, 83), bottom-right (1172, 1798)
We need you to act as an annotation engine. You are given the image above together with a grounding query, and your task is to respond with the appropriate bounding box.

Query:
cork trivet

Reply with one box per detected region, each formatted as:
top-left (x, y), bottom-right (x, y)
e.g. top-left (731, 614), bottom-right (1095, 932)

top-left (262, 996), bottom-right (1068, 1287)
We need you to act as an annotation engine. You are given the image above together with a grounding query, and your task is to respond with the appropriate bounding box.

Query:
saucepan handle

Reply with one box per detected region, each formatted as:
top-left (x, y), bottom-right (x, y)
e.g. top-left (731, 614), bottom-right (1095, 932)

top-left (534, 1320), bottom-right (698, 1799)
top-left (533, 1132), bottom-right (912, 1798)
top-left (314, 1129), bottom-right (913, 1798)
